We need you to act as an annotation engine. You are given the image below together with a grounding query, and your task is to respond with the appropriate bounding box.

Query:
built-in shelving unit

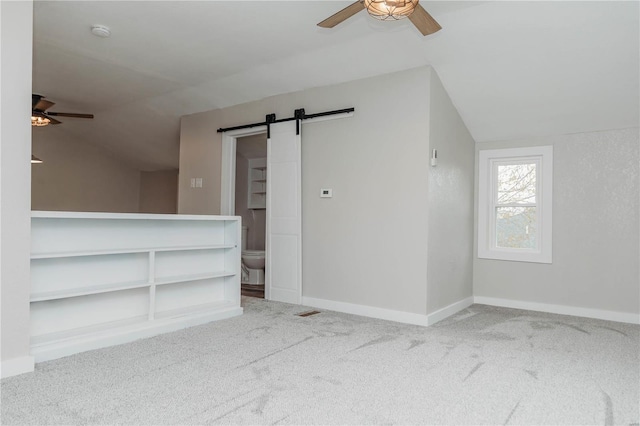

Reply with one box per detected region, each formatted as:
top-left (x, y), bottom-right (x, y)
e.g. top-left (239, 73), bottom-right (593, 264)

top-left (30, 211), bottom-right (242, 362)
top-left (248, 157), bottom-right (267, 209)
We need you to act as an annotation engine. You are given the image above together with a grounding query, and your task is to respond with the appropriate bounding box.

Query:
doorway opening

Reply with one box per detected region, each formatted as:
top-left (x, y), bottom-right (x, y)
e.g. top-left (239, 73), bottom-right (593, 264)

top-left (235, 133), bottom-right (267, 299)
top-left (221, 118), bottom-right (308, 305)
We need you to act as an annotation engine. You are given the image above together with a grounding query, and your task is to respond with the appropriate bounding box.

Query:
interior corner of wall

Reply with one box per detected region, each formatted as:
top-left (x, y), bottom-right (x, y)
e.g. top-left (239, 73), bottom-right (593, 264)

top-left (426, 296), bottom-right (474, 325)
top-left (427, 64), bottom-right (435, 76)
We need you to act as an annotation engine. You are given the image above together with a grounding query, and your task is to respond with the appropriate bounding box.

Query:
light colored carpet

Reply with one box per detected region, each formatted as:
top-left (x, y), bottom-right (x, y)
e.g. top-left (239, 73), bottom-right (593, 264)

top-left (2, 297), bottom-right (639, 425)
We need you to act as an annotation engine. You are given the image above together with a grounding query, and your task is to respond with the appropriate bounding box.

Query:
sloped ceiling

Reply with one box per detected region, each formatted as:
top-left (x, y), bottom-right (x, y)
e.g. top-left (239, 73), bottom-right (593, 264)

top-left (32, 1), bottom-right (639, 171)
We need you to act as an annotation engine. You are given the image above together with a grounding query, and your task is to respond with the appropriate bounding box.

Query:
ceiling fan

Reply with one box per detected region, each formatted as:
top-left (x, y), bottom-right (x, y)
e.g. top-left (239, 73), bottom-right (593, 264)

top-left (31, 94), bottom-right (94, 127)
top-left (318, 0), bottom-right (441, 36)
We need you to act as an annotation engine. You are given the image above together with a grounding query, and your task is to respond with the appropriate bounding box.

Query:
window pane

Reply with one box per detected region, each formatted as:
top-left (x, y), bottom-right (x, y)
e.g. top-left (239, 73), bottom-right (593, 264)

top-left (496, 206), bottom-right (537, 249)
top-left (497, 163), bottom-right (536, 204)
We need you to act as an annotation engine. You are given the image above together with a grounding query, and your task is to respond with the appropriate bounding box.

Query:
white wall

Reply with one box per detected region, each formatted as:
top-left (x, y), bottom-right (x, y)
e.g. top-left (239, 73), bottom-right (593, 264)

top-left (426, 69), bottom-right (475, 314)
top-left (139, 170), bottom-right (178, 214)
top-left (32, 128), bottom-right (142, 213)
top-left (180, 67), bottom-right (433, 315)
top-left (1, 0), bottom-right (35, 377)
top-left (474, 128), bottom-right (640, 318)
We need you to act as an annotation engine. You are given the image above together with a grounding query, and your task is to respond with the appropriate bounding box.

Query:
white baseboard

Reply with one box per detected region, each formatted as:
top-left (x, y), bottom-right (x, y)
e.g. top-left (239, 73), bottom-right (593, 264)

top-left (1, 355), bottom-right (35, 379)
top-left (474, 296), bottom-right (640, 325)
top-left (301, 296), bottom-right (474, 327)
top-left (302, 296), bottom-right (430, 326)
top-left (427, 296), bottom-right (475, 325)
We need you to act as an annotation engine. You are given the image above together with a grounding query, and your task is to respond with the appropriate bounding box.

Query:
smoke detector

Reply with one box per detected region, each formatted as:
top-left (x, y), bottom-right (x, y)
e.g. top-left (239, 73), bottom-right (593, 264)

top-left (91, 25), bottom-right (111, 38)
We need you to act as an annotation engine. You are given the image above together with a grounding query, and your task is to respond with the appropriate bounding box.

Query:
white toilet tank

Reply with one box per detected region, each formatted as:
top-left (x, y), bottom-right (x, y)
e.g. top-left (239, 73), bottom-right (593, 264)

top-left (241, 226), bottom-right (247, 251)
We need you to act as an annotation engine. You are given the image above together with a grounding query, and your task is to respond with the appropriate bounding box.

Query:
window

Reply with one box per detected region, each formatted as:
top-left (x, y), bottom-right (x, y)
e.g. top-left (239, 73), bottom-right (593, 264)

top-left (478, 146), bottom-right (553, 263)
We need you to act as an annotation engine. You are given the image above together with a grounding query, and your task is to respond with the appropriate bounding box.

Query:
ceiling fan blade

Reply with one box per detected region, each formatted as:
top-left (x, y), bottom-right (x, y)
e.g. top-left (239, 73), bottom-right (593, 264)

top-left (47, 112), bottom-right (94, 119)
top-left (34, 99), bottom-right (55, 111)
top-left (408, 4), bottom-right (442, 36)
top-left (33, 110), bottom-right (62, 125)
top-left (318, 1), bottom-right (365, 28)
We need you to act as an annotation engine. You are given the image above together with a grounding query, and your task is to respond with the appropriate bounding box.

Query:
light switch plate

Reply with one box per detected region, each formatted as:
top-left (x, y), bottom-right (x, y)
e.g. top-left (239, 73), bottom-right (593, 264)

top-left (320, 188), bottom-right (333, 198)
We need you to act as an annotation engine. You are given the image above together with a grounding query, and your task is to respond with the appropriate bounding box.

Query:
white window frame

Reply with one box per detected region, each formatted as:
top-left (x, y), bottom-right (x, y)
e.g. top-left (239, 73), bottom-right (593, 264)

top-left (478, 146), bottom-right (553, 263)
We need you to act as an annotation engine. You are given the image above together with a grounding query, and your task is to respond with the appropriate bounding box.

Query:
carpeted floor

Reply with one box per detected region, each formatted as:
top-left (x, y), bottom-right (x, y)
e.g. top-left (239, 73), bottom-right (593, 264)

top-left (2, 297), bottom-right (639, 425)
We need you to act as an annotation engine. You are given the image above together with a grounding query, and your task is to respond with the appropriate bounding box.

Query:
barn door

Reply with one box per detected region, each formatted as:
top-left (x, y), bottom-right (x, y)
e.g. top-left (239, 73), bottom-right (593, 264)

top-left (266, 121), bottom-right (301, 304)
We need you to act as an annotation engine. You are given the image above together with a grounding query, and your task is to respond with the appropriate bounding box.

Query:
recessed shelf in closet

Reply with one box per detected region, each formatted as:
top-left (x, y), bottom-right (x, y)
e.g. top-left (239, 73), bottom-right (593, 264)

top-left (248, 157), bottom-right (267, 209)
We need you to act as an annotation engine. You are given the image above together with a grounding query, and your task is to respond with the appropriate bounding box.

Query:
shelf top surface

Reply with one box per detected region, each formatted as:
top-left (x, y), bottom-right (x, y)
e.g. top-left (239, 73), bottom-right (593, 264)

top-left (32, 211), bottom-right (241, 221)
top-left (31, 243), bottom-right (236, 258)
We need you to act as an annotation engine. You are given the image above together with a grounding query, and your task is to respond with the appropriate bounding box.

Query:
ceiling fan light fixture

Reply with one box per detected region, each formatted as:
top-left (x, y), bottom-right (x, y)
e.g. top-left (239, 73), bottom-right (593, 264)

top-left (31, 115), bottom-right (50, 127)
top-left (364, 0), bottom-right (418, 21)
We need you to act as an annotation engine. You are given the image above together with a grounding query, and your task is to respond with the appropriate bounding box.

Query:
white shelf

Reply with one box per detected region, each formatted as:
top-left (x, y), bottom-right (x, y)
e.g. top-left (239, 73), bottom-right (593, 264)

top-left (31, 315), bottom-right (148, 347)
top-left (155, 301), bottom-right (235, 320)
top-left (154, 271), bottom-right (235, 286)
top-left (30, 307), bottom-right (243, 363)
top-left (31, 244), bottom-right (235, 259)
top-left (31, 211), bottom-right (240, 221)
top-left (31, 280), bottom-right (150, 302)
top-left (248, 157), bottom-right (267, 209)
top-left (31, 271), bottom-right (237, 301)
top-left (154, 244), bottom-right (235, 253)
top-left (30, 213), bottom-right (242, 362)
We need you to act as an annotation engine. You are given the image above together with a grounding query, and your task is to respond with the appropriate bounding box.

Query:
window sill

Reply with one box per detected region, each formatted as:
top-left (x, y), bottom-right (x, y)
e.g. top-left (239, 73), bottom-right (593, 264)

top-left (478, 249), bottom-right (552, 264)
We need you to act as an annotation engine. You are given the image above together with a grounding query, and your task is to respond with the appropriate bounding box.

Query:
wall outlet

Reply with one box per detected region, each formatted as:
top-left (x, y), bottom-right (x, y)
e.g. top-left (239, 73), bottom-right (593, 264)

top-left (195, 178), bottom-right (203, 188)
top-left (190, 178), bottom-right (196, 188)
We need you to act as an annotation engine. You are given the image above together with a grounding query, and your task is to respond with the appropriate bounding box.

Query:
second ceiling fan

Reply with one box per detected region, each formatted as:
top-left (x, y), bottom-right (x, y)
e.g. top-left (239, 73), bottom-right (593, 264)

top-left (318, 0), bottom-right (441, 36)
top-left (32, 94), bottom-right (94, 127)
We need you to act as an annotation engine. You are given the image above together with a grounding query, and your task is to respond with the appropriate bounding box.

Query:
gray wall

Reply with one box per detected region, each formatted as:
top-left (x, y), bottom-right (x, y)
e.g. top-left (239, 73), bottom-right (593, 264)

top-left (474, 128), bottom-right (640, 315)
top-left (1, 0), bottom-right (33, 369)
top-left (32, 128), bottom-right (142, 213)
top-left (426, 69), bottom-right (475, 314)
top-left (180, 67), bottom-right (433, 314)
top-left (139, 170), bottom-right (178, 214)
top-left (300, 71), bottom-right (431, 314)
top-left (32, 128), bottom-right (179, 214)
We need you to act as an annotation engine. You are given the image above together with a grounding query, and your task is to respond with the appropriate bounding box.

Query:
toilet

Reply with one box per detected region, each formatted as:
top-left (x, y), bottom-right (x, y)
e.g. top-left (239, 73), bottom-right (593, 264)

top-left (241, 226), bottom-right (265, 285)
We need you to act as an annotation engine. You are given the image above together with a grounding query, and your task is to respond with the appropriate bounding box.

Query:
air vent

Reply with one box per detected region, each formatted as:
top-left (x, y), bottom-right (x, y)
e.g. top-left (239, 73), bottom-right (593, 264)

top-left (296, 310), bottom-right (321, 317)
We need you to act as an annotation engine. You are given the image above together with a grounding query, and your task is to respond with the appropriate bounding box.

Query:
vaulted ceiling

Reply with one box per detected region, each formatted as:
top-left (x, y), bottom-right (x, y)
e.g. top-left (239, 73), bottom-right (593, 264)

top-left (32, 1), bottom-right (639, 171)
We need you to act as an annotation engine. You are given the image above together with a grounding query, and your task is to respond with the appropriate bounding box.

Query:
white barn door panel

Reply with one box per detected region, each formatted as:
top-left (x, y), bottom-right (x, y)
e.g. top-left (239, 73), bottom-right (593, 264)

top-left (266, 121), bottom-right (302, 304)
